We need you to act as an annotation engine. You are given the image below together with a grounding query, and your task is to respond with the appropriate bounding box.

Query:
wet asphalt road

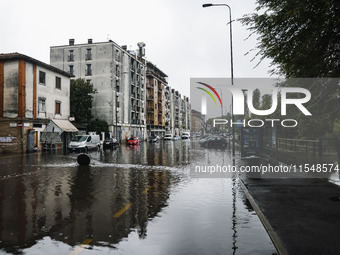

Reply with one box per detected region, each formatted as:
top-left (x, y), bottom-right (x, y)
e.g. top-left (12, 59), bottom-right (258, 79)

top-left (0, 140), bottom-right (276, 255)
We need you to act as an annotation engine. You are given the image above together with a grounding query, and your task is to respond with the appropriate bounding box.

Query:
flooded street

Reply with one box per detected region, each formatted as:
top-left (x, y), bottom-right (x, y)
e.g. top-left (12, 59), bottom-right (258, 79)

top-left (0, 140), bottom-right (276, 255)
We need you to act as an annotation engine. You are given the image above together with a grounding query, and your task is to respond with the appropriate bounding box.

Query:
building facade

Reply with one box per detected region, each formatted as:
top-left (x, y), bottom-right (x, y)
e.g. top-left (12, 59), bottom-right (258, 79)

top-left (50, 39), bottom-right (146, 142)
top-left (191, 109), bottom-right (205, 137)
top-left (0, 53), bottom-right (74, 153)
top-left (146, 62), bottom-right (168, 137)
top-left (168, 89), bottom-right (191, 136)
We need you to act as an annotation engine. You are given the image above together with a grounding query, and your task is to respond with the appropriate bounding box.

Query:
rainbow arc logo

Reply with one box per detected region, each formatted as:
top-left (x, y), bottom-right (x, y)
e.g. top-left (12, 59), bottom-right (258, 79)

top-left (196, 82), bottom-right (222, 106)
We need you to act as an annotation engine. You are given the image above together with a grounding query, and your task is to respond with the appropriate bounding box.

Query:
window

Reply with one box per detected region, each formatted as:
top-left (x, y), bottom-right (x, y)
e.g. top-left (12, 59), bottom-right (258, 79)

top-left (86, 48), bottom-right (92, 60)
top-left (115, 49), bottom-right (120, 62)
top-left (86, 64), bottom-right (92, 76)
top-left (33, 123), bottom-right (43, 128)
top-left (38, 98), bottom-right (46, 112)
top-left (39, 71), bottom-right (46, 84)
top-left (56, 77), bottom-right (61, 89)
top-left (68, 50), bottom-right (74, 62)
top-left (69, 65), bottom-right (74, 75)
top-left (55, 101), bottom-right (61, 115)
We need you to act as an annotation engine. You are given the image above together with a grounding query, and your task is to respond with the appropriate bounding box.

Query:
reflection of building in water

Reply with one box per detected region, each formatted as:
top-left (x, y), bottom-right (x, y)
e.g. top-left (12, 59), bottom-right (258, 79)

top-left (0, 160), bottom-right (175, 252)
top-left (145, 141), bottom-right (191, 167)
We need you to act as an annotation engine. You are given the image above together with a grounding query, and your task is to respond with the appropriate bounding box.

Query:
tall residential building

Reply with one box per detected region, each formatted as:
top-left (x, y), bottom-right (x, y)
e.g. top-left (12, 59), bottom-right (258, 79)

top-left (50, 39), bottom-right (146, 141)
top-left (169, 89), bottom-right (191, 136)
top-left (146, 62), bottom-right (168, 136)
top-left (0, 53), bottom-right (75, 153)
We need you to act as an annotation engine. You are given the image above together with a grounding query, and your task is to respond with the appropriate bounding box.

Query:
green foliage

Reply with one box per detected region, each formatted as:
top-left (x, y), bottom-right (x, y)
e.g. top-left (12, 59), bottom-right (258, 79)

top-left (241, 0), bottom-right (340, 78)
top-left (332, 120), bottom-right (340, 138)
top-left (241, 1), bottom-right (340, 139)
top-left (70, 79), bottom-right (97, 123)
top-left (87, 119), bottom-right (109, 135)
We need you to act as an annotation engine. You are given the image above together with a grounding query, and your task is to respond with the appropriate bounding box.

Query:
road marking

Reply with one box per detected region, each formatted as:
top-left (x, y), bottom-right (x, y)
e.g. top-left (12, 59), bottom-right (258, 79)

top-left (142, 186), bottom-right (152, 194)
top-left (69, 239), bottom-right (92, 255)
top-left (113, 203), bottom-right (133, 218)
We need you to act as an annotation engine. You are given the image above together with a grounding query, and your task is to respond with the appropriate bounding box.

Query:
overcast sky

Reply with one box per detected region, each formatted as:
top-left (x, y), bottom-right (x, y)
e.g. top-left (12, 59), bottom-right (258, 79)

top-left (1, 0), bottom-right (274, 98)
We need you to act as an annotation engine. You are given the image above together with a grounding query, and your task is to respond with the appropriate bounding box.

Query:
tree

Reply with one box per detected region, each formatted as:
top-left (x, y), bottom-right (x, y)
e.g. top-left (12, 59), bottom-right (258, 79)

top-left (70, 79), bottom-right (97, 123)
top-left (241, 0), bottom-right (340, 78)
top-left (87, 119), bottom-right (109, 136)
top-left (241, 1), bottom-right (340, 138)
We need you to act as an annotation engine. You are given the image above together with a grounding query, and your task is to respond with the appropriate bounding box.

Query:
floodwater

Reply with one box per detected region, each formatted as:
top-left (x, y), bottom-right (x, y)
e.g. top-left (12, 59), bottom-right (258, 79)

top-left (0, 140), bottom-right (276, 255)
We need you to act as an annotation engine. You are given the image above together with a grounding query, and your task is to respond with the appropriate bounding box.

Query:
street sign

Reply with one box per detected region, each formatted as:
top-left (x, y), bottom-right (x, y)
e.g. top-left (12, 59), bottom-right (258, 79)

top-left (236, 119), bottom-right (243, 127)
top-left (17, 122), bottom-right (23, 128)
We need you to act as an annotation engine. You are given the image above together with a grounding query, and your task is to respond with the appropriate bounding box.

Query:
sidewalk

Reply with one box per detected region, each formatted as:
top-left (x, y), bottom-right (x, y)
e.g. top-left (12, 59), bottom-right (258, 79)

top-left (240, 177), bottom-right (340, 255)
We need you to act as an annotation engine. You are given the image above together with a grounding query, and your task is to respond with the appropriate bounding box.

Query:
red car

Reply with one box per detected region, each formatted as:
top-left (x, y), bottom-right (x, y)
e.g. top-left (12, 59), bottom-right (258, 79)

top-left (127, 137), bottom-right (141, 145)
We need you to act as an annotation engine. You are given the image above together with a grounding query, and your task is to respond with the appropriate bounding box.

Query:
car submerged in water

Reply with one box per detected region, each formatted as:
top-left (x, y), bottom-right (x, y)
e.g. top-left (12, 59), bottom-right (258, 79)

top-left (103, 138), bottom-right (120, 149)
top-left (199, 136), bottom-right (228, 149)
top-left (149, 135), bottom-right (160, 143)
top-left (127, 137), bottom-right (141, 145)
top-left (172, 135), bottom-right (181, 140)
top-left (163, 134), bottom-right (173, 140)
top-left (181, 132), bottom-right (190, 139)
top-left (68, 134), bottom-right (101, 153)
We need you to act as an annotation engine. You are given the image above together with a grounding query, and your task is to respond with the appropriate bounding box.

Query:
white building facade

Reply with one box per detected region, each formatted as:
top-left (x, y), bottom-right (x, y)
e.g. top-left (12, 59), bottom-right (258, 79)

top-left (50, 39), bottom-right (146, 142)
top-left (0, 53), bottom-right (74, 153)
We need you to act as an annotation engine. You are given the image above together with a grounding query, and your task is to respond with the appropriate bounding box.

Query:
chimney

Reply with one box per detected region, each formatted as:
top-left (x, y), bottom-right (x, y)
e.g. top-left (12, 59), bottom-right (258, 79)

top-left (88, 38), bottom-right (93, 44)
top-left (122, 45), bottom-right (127, 51)
top-left (69, 39), bottom-right (75, 45)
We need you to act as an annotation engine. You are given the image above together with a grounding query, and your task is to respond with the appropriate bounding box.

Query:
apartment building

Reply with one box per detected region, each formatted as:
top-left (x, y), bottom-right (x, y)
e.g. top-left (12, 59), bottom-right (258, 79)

top-left (50, 39), bottom-right (146, 141)
top-left (168, 89), bottom-right (191, 136)
top-left (146, 62), bottom-right (168, 136)
top-left (191, 109), bottom-right (205, 137)
top-left (0, 53), bottom-right (75, 153)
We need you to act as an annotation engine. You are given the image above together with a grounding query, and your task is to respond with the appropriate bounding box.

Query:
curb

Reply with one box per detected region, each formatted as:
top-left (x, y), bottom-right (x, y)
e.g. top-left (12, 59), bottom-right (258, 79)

top-left (240, 180), bottom-right (288, 255)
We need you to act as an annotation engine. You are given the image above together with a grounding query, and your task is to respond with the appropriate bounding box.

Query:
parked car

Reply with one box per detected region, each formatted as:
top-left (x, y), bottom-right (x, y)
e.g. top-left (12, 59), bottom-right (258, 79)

top-left (103, 138), bottom-right (119, 149)
top-left (164, 134), bottom-right (173, 140)
top-left (181, 132), bottom-right (190, 139)
top-left (200, 136), bottom-right (228, 149)
top-left (173, 135), bottom-right (181, 140)
top-left (149, 135), bottom-right (159, 142)
top-left (68, 134), bottom-right (101, 153)
top-left (127, 137), bottom-right (141, 145)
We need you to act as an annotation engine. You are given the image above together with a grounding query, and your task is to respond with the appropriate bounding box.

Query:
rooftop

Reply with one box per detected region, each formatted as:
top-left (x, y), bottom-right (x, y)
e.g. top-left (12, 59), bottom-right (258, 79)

top-left (0, 53), bottom-right (73, 77)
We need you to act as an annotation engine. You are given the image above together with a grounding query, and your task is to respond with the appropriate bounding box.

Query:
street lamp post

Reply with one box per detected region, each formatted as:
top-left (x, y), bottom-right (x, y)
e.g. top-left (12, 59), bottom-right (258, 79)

top-left (203, 3), bottom-right (235, 157)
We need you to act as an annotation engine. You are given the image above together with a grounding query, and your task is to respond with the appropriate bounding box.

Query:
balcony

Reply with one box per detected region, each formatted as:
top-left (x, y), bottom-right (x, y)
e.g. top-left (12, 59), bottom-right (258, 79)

top-left (146, 83), bottom-right (153, 89)
top-left (147, 108), bottom-right (154, 113)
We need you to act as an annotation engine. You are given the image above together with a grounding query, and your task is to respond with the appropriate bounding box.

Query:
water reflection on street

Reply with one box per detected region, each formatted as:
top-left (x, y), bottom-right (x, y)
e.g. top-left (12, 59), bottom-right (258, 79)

top-left (0, 140), bottom-right (276, 255)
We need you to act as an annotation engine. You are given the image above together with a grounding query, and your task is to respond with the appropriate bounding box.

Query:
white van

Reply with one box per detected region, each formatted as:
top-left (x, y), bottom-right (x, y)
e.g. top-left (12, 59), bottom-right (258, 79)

top-left (163, 134), bottom-right (173, 140)
top-left (68, 134), bottom-right (101, 153)
top-left (181, 132), bottom-right (190, 139)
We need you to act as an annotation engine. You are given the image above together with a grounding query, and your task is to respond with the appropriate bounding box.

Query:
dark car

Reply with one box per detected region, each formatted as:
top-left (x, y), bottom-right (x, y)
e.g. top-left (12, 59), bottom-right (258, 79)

top-left (200, 136), bottom-right (228, 149)
top-left (103, 138), bottom-right (119, 149)
top-left (127, 137), bottom-right (141, 145)
top-left (149, 135), bottom-right (159, 142)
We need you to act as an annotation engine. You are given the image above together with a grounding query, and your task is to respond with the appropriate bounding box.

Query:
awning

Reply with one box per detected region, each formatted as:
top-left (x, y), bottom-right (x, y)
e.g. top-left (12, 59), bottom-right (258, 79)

top-left (52, 119), bottom-right (78, 132)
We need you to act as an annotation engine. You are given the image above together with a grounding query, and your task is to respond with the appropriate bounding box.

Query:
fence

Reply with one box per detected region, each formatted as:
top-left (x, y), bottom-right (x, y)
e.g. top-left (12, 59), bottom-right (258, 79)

top-left (278, 138), bottom-right (339, 165)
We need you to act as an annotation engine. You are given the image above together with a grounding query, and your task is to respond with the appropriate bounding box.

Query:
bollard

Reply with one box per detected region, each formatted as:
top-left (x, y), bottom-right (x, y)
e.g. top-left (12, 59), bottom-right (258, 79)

top-left (77, 153), bottom-right (90, 166)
